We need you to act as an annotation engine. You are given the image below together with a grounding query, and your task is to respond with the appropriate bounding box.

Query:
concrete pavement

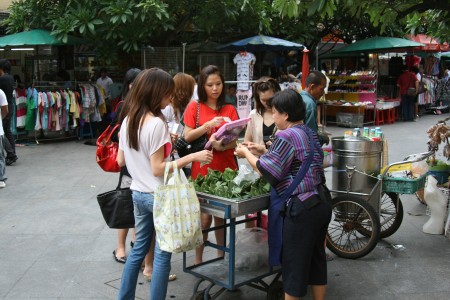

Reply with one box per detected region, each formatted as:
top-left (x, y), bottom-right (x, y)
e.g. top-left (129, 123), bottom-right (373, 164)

top-left (1, 113), bottom-right (450, 300)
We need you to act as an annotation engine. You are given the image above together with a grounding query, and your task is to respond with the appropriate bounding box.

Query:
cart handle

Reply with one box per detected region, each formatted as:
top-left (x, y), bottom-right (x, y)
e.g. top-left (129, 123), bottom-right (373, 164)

top-left (381, 150), bottom-right (435, 177)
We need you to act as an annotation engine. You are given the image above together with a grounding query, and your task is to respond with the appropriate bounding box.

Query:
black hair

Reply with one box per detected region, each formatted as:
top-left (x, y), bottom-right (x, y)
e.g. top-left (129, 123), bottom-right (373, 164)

top-left (197, 65), bottom-right (226, 110)
top-left (305, 70), bottom-right (326, 87)
top-left (410, 65), bottom-right (419, 74)
top-left (0, 59), bottom-right (12, 73)
top-left (270, 89), bottom-right (305, 122)
top-left (122, 68), bottom-right (141, 98)
top-left (253, 77), bottom-right (281, 115)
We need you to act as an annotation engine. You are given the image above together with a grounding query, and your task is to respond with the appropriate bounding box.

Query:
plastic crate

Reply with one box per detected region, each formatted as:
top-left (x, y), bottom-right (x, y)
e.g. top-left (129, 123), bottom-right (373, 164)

top-left (336, 112), bottom-right (364, 127)
top-left (382, 173), bottom-right (427, 194)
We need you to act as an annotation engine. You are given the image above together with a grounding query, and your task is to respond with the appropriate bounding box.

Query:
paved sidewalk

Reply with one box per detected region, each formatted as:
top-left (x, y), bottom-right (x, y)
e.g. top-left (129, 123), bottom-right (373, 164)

top-left (1, 114), bottom-right (450, 300)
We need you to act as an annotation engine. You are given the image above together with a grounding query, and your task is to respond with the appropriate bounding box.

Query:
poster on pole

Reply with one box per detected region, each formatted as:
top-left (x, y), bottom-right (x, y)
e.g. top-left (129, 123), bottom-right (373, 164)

top-left (236, 90), bottom-right (252, 119)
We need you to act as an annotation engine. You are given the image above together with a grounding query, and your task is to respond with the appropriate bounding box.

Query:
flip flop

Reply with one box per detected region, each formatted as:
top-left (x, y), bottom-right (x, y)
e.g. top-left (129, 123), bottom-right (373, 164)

top-left (113, 250), bottom-right (127, 264)
top-left (143, 273), bottom-right (176, 282)
top-left (143, 273), bottom-right (152, 282)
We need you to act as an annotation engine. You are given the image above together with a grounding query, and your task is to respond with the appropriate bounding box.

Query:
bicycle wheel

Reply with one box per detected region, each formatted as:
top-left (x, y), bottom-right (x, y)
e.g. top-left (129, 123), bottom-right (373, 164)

top-left (357, 192), bottom-right (403, 239)
top-left (326, 195), bottom-right (380, 259)
top-left (378, 192), bottom-right (403, 238)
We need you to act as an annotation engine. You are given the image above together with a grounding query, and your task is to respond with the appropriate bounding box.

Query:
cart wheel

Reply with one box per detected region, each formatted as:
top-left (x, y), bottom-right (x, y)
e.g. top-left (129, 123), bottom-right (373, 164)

top-left (358, 193), bottom-right (403, 239)
top-left (326, 195), bottom-right (380, 259)
top-left (266, 281), bottom-right (284, 300)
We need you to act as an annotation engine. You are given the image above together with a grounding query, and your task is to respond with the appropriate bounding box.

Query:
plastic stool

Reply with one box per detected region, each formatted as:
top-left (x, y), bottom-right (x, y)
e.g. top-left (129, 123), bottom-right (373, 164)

top-left (375, 109), bottom-right (385, 125)
top-left (385, 108), bottom-right (395, 124)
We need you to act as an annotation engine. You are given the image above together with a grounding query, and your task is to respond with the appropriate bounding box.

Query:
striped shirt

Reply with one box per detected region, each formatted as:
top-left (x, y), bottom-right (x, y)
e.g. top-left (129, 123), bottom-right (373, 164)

top-left (256, 124), bottom-right (325, 202)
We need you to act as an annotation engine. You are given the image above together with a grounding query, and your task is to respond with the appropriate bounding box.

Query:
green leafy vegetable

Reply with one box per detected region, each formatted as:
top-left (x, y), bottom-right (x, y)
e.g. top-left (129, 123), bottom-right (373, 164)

top-left (191, 168), bottom-right (269, 199)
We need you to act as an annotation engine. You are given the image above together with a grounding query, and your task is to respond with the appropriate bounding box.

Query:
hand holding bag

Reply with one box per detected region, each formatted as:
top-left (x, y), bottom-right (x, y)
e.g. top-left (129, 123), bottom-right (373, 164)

top-left (175, 102), bottom-right (208, 158)
top-left (96, 124), bottom-right (121, 172)
top-left (96, 171), bottom-right (134, 229)
top-left (153, 161), bottom-right (203, 253)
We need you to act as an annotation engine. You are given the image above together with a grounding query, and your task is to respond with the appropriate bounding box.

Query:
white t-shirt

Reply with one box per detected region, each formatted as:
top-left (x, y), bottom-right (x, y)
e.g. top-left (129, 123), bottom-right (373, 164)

top-left (0, 89), bottom-right (7, 136)
top-left (234, 52), bottom-right (256, 90)
top-left (96, 76), bottom-right (113, 98)
top-left (119, 116), bottom-right (171, 193)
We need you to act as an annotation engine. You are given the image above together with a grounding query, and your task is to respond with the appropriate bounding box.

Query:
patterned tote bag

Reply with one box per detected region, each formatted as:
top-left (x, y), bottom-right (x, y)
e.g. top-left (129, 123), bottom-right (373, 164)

top-left (153, 161), bottom-right (203, 253)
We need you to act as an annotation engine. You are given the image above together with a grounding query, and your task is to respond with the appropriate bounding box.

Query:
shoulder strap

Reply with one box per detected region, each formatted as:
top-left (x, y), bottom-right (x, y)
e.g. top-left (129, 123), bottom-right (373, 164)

top-left (280, 128), bottom-right (316, 203)
top-left (195, 102), bottom-right (200, 128)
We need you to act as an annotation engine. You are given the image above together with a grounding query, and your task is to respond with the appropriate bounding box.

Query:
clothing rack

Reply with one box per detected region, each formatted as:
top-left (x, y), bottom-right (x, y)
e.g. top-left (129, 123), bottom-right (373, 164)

top-left (31, 84), bottom-right (79, 144)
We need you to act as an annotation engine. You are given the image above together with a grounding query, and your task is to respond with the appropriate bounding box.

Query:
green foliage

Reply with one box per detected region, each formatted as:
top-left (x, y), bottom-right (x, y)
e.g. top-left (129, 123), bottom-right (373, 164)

top-left (274, 0), bottom-right (450, 42)
top-left (192, 168), bottom-right (270, 200)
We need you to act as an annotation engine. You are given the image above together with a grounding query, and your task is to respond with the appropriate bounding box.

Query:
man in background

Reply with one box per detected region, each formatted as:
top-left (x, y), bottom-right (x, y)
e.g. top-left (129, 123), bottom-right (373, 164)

top-left (300, 71), bottom-right (330, 146)
top-left (96, 68), bottom-right (113, 100)
top-left (0, 59), bottom-right (18, 165)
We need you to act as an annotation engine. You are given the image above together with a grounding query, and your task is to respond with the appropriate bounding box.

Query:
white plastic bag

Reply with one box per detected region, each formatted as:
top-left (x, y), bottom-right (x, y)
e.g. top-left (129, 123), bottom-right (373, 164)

top-left (233, 164), bottom-right (260, 185)
top-left (225, 227), bottom-right (268, 271)
top-left (411, 161), bottom-right (429, 177)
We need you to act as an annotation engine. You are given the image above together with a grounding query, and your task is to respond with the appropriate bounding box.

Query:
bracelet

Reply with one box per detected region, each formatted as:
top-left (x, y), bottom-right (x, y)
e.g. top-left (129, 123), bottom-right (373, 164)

top-left (204, 124), bottom-right (210, 133)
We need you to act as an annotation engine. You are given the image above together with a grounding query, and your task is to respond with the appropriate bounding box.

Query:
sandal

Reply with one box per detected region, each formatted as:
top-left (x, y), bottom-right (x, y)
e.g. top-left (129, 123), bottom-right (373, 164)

top-left (143, 273), bottom-right (176, 282)
top-left (113, 250), bottom-right (127, 264)
top-left (143, 273), bottom-right (152, 282)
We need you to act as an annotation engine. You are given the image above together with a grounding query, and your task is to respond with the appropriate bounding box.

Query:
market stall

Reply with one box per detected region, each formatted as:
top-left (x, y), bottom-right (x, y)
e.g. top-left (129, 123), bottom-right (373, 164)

top-left (0, 29), bottom-right (96, 142)
top-left (321, 37), bottom-right (425, 126)
top-left (218, 34), bottom-right (305, 118)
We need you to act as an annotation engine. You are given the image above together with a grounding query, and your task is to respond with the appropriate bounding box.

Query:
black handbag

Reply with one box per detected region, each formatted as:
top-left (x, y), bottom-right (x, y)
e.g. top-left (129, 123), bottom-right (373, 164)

top-left (175, 102), bottom-right (207, 158)
top-left (96, 171), bottom-right (134, 229)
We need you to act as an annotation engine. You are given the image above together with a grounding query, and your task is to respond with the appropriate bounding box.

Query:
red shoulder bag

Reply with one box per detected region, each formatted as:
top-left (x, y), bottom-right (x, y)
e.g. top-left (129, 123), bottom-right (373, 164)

top-left (96, 124), bottom-right (121, 172)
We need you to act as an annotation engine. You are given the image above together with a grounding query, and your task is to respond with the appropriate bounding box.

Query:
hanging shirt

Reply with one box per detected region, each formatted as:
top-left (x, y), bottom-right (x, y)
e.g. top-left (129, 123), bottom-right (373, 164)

top-left (233, 52), bottom-right (256, 90)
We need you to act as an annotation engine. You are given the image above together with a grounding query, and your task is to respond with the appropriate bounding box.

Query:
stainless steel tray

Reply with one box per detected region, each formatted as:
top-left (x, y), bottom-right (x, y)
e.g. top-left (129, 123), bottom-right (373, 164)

top-left (197, 192), bottom-right (270, 219)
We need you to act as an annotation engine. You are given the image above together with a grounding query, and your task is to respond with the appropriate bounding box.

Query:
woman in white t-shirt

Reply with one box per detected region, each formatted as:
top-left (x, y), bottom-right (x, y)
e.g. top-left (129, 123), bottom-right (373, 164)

top-left (116, 68), bottom-right (212, 300)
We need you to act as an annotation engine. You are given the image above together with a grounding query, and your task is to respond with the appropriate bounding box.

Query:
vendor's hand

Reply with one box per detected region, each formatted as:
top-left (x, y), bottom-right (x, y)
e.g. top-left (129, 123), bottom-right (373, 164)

top-left (235, 144), bottom-right (250, 158)
top-left (242, 142), bottom-right (266, 156)
top-left (194, 150), bottom-right (213, 164)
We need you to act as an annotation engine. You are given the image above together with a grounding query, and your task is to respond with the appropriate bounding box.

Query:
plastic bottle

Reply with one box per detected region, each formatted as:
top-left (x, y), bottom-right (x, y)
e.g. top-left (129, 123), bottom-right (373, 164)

top-left (363, 127), bottom-right (369, 137)
top-left (370, 129), bottom-right (376, 137)
top-left (353, 128), bottom-right (361, 137)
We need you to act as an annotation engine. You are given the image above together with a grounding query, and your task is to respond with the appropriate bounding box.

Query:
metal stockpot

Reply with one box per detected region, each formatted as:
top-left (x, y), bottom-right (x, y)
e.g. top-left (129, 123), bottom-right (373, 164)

top-left (331, 137), bottom-right (383, 206)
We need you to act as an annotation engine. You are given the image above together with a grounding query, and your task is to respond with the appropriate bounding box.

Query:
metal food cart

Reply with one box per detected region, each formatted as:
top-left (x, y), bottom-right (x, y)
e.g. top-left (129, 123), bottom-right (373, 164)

top-left (326, 136), bottom-right (434, 259)
top-left (183, 192), bottom-right (283, 300)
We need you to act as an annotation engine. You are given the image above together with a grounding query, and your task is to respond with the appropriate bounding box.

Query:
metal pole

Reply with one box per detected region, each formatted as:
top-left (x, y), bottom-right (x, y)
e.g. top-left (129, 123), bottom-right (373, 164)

top-left (316, 45), bottom-right (319, 70)
top-left (182, 42), bottom-right (186, 73)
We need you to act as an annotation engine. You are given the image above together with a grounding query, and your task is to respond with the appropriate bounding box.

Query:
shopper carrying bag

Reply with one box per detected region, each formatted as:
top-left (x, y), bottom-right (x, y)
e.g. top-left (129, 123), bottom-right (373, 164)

top-left (153, 161), bottom-right (203, 253)
top-left (96, 170), bottom-right (134, 228)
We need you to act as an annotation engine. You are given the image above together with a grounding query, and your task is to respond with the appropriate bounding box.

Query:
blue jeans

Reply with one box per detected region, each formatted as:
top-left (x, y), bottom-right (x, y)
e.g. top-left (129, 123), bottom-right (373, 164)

top-left (0, 136), bottom-right (6, 181)
top-left (117, 191), bottom-right (172, 300)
